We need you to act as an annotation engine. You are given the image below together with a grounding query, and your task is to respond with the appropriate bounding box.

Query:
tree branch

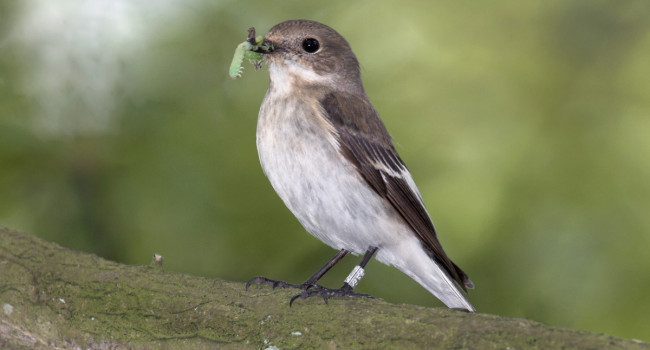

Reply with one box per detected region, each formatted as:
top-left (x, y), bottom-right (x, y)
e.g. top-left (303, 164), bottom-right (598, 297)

top-left (0, 226), bottom-right (646, 349)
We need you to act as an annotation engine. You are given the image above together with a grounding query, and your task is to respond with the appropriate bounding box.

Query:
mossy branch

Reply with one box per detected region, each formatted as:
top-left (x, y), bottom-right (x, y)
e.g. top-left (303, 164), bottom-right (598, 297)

top-left (0, 226), bottom-right (646, 350)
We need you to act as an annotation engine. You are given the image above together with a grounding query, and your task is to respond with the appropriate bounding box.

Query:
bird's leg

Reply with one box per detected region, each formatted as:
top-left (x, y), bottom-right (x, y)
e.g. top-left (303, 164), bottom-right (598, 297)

top-left (290, 247), bottom-right (378, 306)
top-left (246, 249), bottom-right (349, 291)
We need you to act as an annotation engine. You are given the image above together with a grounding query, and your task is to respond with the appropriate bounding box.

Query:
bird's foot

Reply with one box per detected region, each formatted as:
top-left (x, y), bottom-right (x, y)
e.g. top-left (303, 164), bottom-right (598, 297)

top-left (289, 283), bottom-right (373, 306)
top-left (245, 276), bottom-right (315, 291)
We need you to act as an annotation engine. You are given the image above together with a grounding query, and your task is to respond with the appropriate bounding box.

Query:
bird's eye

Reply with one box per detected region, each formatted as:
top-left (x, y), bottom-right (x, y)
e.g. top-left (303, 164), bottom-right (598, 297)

top-left (302, 38), bottom-right (320, 53)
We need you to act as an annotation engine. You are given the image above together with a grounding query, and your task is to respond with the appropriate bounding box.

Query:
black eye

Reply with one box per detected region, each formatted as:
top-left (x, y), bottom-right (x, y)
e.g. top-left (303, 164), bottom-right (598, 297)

top-left (302, 38), bottom-right (320, 53)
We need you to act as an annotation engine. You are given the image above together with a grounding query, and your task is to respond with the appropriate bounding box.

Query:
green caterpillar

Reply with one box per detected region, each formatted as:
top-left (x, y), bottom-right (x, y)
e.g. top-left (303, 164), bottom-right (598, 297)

top-left (229, 28), bottom-right (271, 79)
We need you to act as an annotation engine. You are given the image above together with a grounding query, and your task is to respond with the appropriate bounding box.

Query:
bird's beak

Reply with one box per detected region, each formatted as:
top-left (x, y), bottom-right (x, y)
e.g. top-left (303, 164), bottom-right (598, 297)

top-left (253, 38), bottom-right (274, 54)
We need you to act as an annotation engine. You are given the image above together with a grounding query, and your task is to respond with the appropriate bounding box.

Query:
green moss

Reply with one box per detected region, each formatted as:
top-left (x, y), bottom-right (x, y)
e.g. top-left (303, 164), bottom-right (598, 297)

top-left (1, 227), bottom-right (647, 349)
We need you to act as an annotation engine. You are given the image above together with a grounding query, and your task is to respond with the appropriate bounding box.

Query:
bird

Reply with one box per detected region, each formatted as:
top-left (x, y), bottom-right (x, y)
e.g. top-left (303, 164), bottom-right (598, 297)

top-left (245, 19), bottom-right (475, 312)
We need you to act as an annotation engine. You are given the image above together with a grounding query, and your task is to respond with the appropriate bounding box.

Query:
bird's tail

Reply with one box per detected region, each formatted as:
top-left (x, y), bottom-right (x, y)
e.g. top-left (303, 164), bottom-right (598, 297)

top-left (377, 239), bottom-right (475, 312)
top-left (411, 262), bottom-right (476, 312)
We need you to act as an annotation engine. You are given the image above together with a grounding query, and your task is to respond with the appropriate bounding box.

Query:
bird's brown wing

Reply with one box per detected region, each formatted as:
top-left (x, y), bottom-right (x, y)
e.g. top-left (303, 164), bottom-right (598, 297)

top-left (319, 91), bottom-right (473, 291)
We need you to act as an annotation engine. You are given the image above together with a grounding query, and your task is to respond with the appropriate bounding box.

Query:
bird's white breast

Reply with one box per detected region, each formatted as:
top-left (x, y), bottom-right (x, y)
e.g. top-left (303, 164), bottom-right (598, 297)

top-left (256, 91), bottom-right (409, 253)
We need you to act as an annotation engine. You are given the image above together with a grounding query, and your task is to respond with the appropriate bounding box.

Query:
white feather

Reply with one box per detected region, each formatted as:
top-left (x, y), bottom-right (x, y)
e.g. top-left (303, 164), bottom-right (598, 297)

top-left (257, 91), bottom-right (474, 311)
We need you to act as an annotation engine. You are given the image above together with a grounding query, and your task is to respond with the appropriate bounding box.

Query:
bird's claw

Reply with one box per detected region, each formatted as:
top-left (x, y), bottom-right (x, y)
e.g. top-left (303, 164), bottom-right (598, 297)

top-left (289, 284), bottom-right (374, 306)
top-left (245, 276), bottom-right (314, 291)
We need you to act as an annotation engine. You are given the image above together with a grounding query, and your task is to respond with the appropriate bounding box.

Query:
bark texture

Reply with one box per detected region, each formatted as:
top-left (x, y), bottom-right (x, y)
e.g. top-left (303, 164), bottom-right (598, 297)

top-left (0, 226), bottom-right (647, 349)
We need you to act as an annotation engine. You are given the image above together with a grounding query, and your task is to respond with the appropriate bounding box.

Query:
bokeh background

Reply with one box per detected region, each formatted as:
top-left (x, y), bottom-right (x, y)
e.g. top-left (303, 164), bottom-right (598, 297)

top-left (1, 0), bottom-right (649, 342)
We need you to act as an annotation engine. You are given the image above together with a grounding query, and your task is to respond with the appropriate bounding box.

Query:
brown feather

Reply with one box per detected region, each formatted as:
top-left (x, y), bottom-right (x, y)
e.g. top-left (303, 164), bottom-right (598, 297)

top-left (320, 91), bottom-right (473, 291)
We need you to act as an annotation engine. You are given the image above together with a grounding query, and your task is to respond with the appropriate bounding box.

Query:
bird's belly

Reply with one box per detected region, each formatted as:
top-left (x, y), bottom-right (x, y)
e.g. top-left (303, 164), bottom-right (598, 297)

top-left (256, 109), bottom-right (407, 253)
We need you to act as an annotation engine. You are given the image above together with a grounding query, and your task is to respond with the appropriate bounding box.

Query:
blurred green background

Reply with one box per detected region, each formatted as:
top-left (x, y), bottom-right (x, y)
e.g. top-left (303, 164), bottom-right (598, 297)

top-left (1, 0), bottom-right (649, 342)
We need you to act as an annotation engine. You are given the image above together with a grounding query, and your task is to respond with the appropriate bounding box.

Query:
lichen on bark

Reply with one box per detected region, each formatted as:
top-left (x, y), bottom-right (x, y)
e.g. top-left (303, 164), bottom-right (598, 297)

top-left (1, 226), bottom-right (647, 349)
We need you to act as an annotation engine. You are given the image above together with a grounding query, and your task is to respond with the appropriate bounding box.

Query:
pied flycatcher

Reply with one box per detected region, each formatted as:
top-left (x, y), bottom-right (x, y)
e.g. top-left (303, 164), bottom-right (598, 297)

top-left (246, 19), bottom-right (475, 312)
